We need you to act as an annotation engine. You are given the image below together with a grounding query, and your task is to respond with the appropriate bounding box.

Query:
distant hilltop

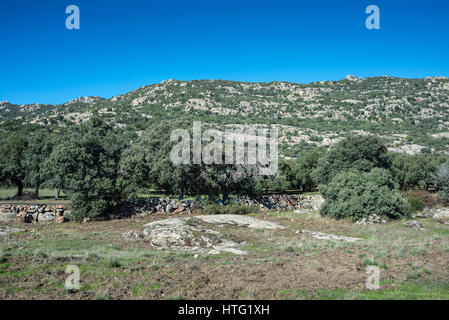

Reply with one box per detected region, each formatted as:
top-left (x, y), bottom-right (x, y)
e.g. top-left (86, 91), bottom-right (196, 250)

top-left (1, 76), bottom-right (449, 156)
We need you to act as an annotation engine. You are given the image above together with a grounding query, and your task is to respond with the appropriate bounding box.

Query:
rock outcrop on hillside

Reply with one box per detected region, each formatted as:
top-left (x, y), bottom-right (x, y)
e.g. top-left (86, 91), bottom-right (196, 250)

top-left (3, 76), bottom-right (449, 155)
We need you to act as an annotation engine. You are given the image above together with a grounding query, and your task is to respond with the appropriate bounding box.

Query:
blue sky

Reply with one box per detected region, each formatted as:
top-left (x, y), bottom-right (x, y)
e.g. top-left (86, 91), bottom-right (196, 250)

top-left (1, 0), bottom-right (448, 105)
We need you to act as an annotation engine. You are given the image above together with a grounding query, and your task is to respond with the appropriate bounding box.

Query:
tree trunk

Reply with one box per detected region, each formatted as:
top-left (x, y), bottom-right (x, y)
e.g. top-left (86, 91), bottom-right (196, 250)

top-left (55, 188), bottom-right (60, 200)
top-left (34, 185), bottom-right (39, 199)
top-left (222, 188), bottom-right (229, 202)
top-left (17, 181), bottom-right (23, 197)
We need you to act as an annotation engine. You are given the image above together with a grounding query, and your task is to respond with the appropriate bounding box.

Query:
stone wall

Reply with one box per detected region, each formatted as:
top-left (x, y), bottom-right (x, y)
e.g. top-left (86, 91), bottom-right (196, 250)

top-left (0, 194), bottom-right (325, 223)
top-left (234, 194), bottom-right (324, 211)
top-left (0, 204), bottom-right (68, 223)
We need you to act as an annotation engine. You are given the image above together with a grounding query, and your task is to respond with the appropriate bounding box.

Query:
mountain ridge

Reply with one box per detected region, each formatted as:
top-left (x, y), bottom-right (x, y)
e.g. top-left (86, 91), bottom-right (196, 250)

top-left (1, 76), bottom-right (449, 156)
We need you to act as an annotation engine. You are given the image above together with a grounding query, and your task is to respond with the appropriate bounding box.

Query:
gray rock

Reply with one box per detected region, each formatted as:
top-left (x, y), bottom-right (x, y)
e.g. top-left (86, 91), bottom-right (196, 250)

top-left (39, 212), bottom-right (56, 222)
top-left (296, 230), bottom-right (362, 242)
top-left (141, 217), bottom-right (247, 254)
top-left (0, 212), bottom-right (17, 221)
top-left (431, 208), bottom-right (449, 219)
top-left (404, 220), bottom-right (425, 230)
top-left (0, 226), bottom-right (24, 236)
top-left (195, 214), bottom-right (286, 230)
top-left (356, 214), bottom-right (386, 225)
top-left (170, 200), bottom-right (178, 209)
top-left (122, 230), bottom-right (144, 240)
top-left (411, 213), bottom-right (433, 219)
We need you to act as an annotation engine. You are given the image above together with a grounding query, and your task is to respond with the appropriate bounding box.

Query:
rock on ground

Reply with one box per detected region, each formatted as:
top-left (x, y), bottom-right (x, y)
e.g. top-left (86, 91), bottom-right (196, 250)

top-left (355, 214), bottom-right (386, 225)
top-left (412, 208), bottom-right (449, 219)
top-left (136, 217), bottom-right (248, 254)
top-left (194, 214), bottom-right (286, 229)
top-left (431, 208), bottom-right (449, 219)
top-left (0, 212), bottom-right (17, 221)
top-left (124, 215), bottom-right (285, 254)
top-left (404, 220), bottom-right (425, 230)
top-left (296, 230), bottom-right (362, 242)
top-left (0, 226), bottom-right (24, 236)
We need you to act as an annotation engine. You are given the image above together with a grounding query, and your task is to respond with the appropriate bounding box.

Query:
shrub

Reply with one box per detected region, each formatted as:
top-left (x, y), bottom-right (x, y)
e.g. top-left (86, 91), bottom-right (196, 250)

top-left (0, 252), bottom-right (7, 263)
top-left (319, 168), bottom-right (407, 221)
top-left (407, 197), bottom-right (425, 214)
top-left (45, 118), bottom-right (128, 220)
top-left (433, 161), bottom-right (449, 204)
top-left (406, 189), bottom-right (439, 208)
top-left (107, 257), bottom-right (121, 268)
top-left (313, 135), bottom-right (390, 185)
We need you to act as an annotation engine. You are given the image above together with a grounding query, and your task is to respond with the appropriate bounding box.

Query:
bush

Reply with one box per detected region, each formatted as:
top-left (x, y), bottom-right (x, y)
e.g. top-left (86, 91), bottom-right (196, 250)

top-left (406, 189), bottom-right (439, 208)
top-left (407, 197), bottom-right (425, 214)
top-left (390, 153), bottom-right (448, 190)
top-left (439, 189), bottom-right (449, 205)
top-left (107, 257), bottom-right (121, 268)
top-left (45, 118), bottom-right (128, 221)
top-left (433, 161), bottom-right (449, 205)
top-left (313, 135), bottom-right (390, 185)
top-left (319, 168), bottom-right (407, 221)
top-left (201, 202), bottom-right (259, 215)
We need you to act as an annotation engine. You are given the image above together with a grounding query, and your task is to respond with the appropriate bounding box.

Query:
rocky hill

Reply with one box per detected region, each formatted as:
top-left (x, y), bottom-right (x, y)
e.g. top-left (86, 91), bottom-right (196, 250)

top-left (2, 75), bottom-right (449, 156)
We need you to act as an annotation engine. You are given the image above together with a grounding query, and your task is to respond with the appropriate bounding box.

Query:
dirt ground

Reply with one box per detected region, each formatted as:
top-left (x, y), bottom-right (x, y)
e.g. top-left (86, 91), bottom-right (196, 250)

top-left (1, 210), bottom-right (449, 300)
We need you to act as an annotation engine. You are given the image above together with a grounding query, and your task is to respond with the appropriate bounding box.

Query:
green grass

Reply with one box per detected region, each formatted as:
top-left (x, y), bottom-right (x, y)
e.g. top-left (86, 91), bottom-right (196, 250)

top-left (2, 207), bottom-right (449, 299)
top-left (0, 187), bottom-right (67, 200)
top-left (311, 280), bottom-right (449, 300)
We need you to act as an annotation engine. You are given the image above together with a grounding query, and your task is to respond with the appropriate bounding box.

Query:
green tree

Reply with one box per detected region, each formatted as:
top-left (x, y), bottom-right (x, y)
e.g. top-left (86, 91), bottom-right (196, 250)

top-left (120, 120), bottom-right (205, 198)
top-left (45, 118), bottom-right (127, 220)
top-left (313, 135), bottom-right (390, 185)
top-left (433, 161), bottom-right (449, 204)
top-left (256, 170), bottom-right (290, 194)
top-left (320, 168), bottom-right (407, 221)
top-left (290, 149), bottom-right (324, 191)
top-left (23, 131), bottom-right (55, 198)
top-left (390, 153), bottom-right (447, 190)
top-left (0, 132), bottom-right (28, 196)
top-left (201, 162), bottom-right (260, 201)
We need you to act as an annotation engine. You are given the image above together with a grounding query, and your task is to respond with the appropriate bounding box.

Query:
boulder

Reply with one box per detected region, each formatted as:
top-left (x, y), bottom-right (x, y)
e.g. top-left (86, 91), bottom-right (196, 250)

top-left (195, 214), bottom-right (286, 229)
top-left (122, 230), bottom-right (144, 240)
top-left (166, 204), bottom-right (174, 213)
top-left (0, 226), bottom-right (24, 236)
top-left (55, 216), bottom-right (67, 224)
top-left (173, 206), bottom-right (186, 214)
top-left (0, 212), bottom-right (17, 221)
top-left (431, 208), bottom-right (449, 219)
top-left (137, 217), bottom-right (248, 254)
top-left (355, 214), bottom-right (386, 225)
top-left (39, 212), bottom-right (56, 222)
top-left (404, 220), bottom-right (425, 230)
top-left (18, 212), bottom-right (33, 223)
top-left (297, 230), bottom-right (362, 242)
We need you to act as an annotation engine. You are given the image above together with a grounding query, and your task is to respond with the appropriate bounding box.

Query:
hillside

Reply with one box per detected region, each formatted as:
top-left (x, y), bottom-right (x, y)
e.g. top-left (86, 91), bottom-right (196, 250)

top-left (2, 75), bottom-right (449, 156)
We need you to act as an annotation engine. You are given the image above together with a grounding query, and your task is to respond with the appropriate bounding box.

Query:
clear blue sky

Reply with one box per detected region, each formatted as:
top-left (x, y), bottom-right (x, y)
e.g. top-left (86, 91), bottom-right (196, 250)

top-left (1, 0), bottom-right (448, 105)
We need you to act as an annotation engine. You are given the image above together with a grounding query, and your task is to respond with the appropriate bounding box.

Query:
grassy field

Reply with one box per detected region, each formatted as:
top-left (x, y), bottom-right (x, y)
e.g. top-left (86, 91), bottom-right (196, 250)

top-left (1, 209), bottom-right (449, 299)
top-left (0, 187), bottom-right (191, 202)
top-left (0, 188), bottom-right (67, 201)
